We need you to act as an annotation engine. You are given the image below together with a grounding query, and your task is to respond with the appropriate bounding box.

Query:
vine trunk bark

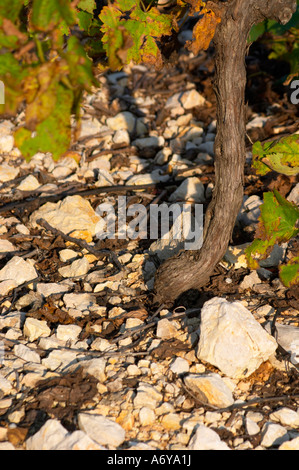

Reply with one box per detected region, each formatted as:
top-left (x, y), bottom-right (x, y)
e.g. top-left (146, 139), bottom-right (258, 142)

top-left (153, 0), bottom-right (297, 306)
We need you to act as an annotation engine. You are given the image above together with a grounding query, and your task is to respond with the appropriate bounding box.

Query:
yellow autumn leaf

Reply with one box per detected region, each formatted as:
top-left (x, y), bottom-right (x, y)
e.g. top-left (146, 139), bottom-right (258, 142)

top-left (187, 9), bottom-right (221, 54)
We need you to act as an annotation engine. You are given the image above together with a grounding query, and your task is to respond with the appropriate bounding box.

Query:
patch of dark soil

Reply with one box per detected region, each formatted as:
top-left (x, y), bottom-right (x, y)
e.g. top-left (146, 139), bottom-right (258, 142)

top-left (21, 368), bottom-right (98, 436)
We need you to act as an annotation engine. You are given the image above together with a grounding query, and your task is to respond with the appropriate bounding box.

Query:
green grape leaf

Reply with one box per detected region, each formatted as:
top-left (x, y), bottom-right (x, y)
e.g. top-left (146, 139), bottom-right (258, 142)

top-left (30, 0), bottom-right (76, 32)
top-left (245, 190), bottom-right (299, 268)
top-left (77, 10), bottom-right (93, 31)
top-left (252, 134), bottom-right (299, 176)
top-left (0, 52), bottom-right (28, 114)
top-left (14, 84), bottom-right (73, 161)
top-left (23, 62), bottom-right (61, 129)
top-left (245, 238), bottom-right (271, 269)
top-left (0, 0), bottom-right (24, 22)
top-left (63, 35), bottom-right (98, 89)
top-left (279, 257), bottom-right (299, 287)
top-left (99, 0), bottom-right (173, 70)
top-left (77, 0), bottom-right (96, 14)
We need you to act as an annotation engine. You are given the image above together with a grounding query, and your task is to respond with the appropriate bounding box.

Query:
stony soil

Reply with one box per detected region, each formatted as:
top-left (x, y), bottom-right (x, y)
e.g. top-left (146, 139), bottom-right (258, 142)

top-left (0, 36), bottom-right (298, 451)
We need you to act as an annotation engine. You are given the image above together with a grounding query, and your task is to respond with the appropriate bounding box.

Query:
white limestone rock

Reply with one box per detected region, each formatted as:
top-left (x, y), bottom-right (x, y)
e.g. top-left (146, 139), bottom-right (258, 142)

top-left (53, 431), bottom-right (106, 450)
top-left (269, 407), bottom-right (299, 428)
top-left (156, 318), bottom-right (181, 340)
top-left (0, 279), bottom-right (18, 296)
top-left (239, 271), bottom-right (261, 290)
top-left (188, 424), bottom-right (230, 450)
top-left (197, 141), bottom-right (214, 156)
top-left (0, 163), bottom-right (19, 182)
top-left (265, 323), bottom-right (299, 366)
top-left (0, 256), bottom-right (38, 286)
top-left (63, 293), bottom-right (97, 311)
top-left (17, 175), bottom-right (40, 191)
top-left (139, 407), bottom-right (156, 426)
top-left (238, 195), bottom-right (263, 226)
top-left (36, 282), bottom-right (72, 297)
top-left (170, 357), bottom-right (190, 375)
top-left (0, 135), bottom-right (14, 154)
top-left (184, 373), bottom-right (235, 408)
top-left (41, 349), bottom-right (78, 371)
top-left (165, 90), bottom-right (205, 110)
top-left (58, 257), bottom-right (90, 278)
top-left (279, 436), bottom-right (299, 450)
top-left (78, 413), bottom-right (125, 448)
top-left (132, 135), bottom-right (165, 149)
top-left (287, 183), bottom-right (299, 205)
top-left (79, 118), bottom-right (103, 139)
top-left (196, 297), bottom-right (278, 378)
top-left (0, 239), bottom-right (16, 253)
top-left (260, 422), bottom-right (290, 448)
top-left (106, 111), bottom-right (147, 136)
top-left (0, 375), bottom-right (14, 396)
top-left (30, 195), bottom-right (101, 242)
top-left (82, 358), bottom-right (106, 382)
top-left (23, 317), bottom-right (51, 342)
top-left (169, 177), bottom-right (205, 202)
top-left (26, 419), bottom-right (69, 450)
top-left (13, 344), bottom-right (41, 363)
top-left (113, 129), bottom-right (130, 145)
top-left (0, 311), bottom-right (25, 330)
top-left (245, 417), bottom-right (260, 436)
top-left (126, 170), bottom-right (169, 186)
top-left (133, 382), bottom-right (163, 409)
top-left (56, 324), bottom-right (82, 342)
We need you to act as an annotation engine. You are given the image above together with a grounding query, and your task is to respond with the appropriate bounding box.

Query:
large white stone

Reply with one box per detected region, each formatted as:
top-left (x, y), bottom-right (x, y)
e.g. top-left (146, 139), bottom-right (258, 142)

top-left (269, 407), bottom-right (299, 428)
top-left (17, 175), bottom-right (40, 191)
top-left (0, 311), bottom-right (24, 330)
top-left (287, 183), bottom-right (299, 205)
top-left (196, 297), bottom-right (278, 378)
top-left (169, 177), bottom-right (205, 202)
top-left (79, 118), bottom-right (103, 138)
top-left (188, 424), bottom-right (230, 450)
top-left (36, 282), bottom-right (72, 297)
top-left (63, 293), bottom-right (97, 311)
top-left (0, 375), bottom-right (14, 395)
top-left (23, 317), bottom-right (51, 342)
top-left (0, 256), bottom-right (38, 286)
top-left (106, 111), bottom-right (147, 136)
top-left (13, 344), bottom-right (41, 363)
top-left (41, 349), bottom-right (78, 371)
top-left (26, 419), bottom-right (69, 450)
top-left (0, 163), bottom-right (19, 182)
top-left (238, 195), bottom-right (263, 226)
top-left (279, 436), bottom-right (299, 450)
top-left (165, 90), bottom-right (205, 110)
top-left (78, 413), bottom-right (125, 447)
top-left (260, 422), bottom-right (290, 448)
top-left (132, 136), bottom-right (165, 149)
top-left (30, 195), bottom-right (101, 242)
top-left (82, 358), bottom-right (106, 382)
top-left (0, 135), bottom-right (14, 154)
top-left (53, 430), bottom-right (106, 450)
top-left (58, 257), bottom-right (90, 278)
top-left (265, 323), bottom-right (299, 366)
top-left (0, 279), bottom-right (17, 296)
top-left (184, 373), bottom-right (234, 408)
top-left (170, 357), bottom-right (190, 375)
top-left (0, 239), bottom-right (16, 253)
top-left (56, 324), bottom-right (82, 342)
top-left (133, 383), bottom-right (163, 409)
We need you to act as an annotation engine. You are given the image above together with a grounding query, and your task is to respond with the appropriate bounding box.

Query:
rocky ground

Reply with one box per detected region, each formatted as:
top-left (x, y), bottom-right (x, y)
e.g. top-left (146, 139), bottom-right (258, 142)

top-left (0, 36), bottom-right (298, 451)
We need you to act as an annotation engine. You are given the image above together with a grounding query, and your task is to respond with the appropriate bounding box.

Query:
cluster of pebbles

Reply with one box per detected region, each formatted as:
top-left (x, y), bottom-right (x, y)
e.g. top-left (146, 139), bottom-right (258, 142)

top-left (0, 47), bottom-right (298, 450)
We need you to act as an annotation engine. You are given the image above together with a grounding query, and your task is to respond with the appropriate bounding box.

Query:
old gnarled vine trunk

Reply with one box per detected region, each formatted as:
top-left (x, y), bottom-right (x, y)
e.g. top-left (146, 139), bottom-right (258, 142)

top-left (153, 0), bottom-right (297, 306)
